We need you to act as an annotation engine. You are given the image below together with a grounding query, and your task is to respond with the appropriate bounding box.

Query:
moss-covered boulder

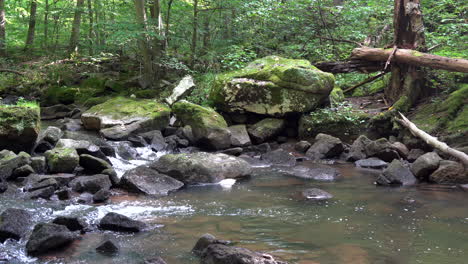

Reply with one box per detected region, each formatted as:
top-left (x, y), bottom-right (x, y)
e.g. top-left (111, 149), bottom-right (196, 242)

top-left (81, 97), bottom-right (171, 135)
top-left (0, 105), bottom-right (40, 153)
top-left (247, 118), bottom-right (285, 144)
top-left (172, 100), bottom-right (231, 150)
top-left (210, 56), bottom-right (335, 116)
top-left (45, 147), bottom-right (79, 173)
top-left (329, 86), bottom-right (345, 106)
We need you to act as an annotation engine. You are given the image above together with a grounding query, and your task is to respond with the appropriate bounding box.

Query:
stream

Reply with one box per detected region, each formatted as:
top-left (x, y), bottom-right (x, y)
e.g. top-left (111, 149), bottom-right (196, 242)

top-left (1, 123), bottom-right (467, 264)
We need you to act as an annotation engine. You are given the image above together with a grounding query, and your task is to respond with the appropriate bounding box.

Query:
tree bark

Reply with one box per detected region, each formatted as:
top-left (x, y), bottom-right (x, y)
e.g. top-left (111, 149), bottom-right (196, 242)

top-left (351, 47), bottom-right (468, 73)
top-left (164, 0), bottom-right (174, 48)
top-left (314, 60), bottom-right (384, 73)
top-left (87, 0), bottom-right (94, 56)
top-left (190, 0), bottom-right (199, 67)
top-left (69, 0), bottom-right (86, 55)
top-left (44, 0), bottom-right (49, 48)
top-left (134, 0), bottom-right (153, 87)
top-left (0, 0), bottom-right (6, 56)
top-left (25, 0), bottom-right (38, 51)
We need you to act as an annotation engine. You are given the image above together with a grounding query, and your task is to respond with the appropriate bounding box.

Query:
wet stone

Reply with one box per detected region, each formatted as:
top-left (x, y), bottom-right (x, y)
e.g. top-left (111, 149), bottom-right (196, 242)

top-left (96, 238), bottom-right (120, 256)
top-left (355, 158), bottom-right (388, 169)
top-left (99, 212), bottom-right (147, 233)
top-left (301, 188), bottom-right (333, 201)
top-left (52, 216), bottom-right (88, 232)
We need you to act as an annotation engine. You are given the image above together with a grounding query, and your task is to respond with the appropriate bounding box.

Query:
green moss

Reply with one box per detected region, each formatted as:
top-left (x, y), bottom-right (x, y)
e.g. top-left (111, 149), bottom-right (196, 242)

top-left (134, 90), bottom-right (156, 99)
top-left (352, 74), bottom-right (389, 97)
top-left (81, 77), bottom-right (107, 89)
top-left (0, 105), bottom-right (40, 135)
top-left (447, 105), bottom-right (468, 133)
top-left (172, 100), bottom-right (227, 130)
top-left (330, 86), bottom-right (345, 106)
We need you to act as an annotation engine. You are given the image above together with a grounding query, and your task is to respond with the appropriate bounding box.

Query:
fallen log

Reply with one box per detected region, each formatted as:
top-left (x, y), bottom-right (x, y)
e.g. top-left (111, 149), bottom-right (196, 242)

top-left (314, 60), bottom-right (384, 73)
top-left (396, 112), bottom-right (468, 168)
top-left (351, 47), bottom-right (468, 73)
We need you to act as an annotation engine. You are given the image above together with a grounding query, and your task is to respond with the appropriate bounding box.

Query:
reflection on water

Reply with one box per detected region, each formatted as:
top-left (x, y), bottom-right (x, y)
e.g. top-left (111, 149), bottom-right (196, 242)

top-left (1, 162), bottom-right (467, 264)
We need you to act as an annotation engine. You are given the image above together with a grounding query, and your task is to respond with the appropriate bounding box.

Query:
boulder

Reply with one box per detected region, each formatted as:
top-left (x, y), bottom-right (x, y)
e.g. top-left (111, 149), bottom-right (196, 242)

top-left (99, 212), bottom-right (147, 232)
top-left (248, 118), bottom-right (285, 144)
top-left (79, 154), bottom-right (112, 174)
top-left (429, 160), bottom-right (467, 184)
top-left (0, 105), bottom-right (40, 153)
top-left (39, 126), bottom-right (63, 145)
top-left (52, 216), bottom-right (88, 232)
top-left (0, 208), bottom-right (32, 242)
top-left (410, 152), bottom-right (442, 180)
top-left (172, 100), bottom-right (231, 150)
top-left (0, 180), bottom-right (7, 193)
top-left (120, 166), bottom-right (184, 196)
top-left (93, 189), bottom-right (111, 203)
top-left (0, 151), bottom-right (31, 180)
top-left (228, 125), bottom-right (252, 147)
top-left (261, 149), bottom-right (296, 166)
top-left (301, 188), bottom-right (333, 200)
top-left (27, 186), bottom-right (56, 199)
top-left (45, 147), bottom-right (79, 173)
top-left (298, 111), bottom-right (367, 140)
top-left (151, 152), bottom-right (252, 184)
top-left (11, 164), bottom-right (35, 179)
top-left (201, 243), bottom-right (287, 264)
top-left (96, 238), bottom-right (120, 256)
top-left (210, 56), bottom-right (334, 116)
top-left (147, 130), bottom-right (167, 151)
top-left (81, 97), bottom-right (171, 133)
top-left (365, 138), bottom-right (400, 162)
top-left (165, 75), bottom-right (196, 105)
top-left (40, 104), bottom-right (75, 120)
top-left (294, 141), bottom-right (311, 153)
top-left (306, 133), bottom-right (344, 160)
top-left (26, 178), bottom-right (58, 192)
top-left (376, 160), bottom-right (417, 186)
top-left (30, 156), bottom-right (46, 174)
top-left (407, 149), bottom-right (425, 162)
top-left (355, 158), bottom-right (388, 169)
top-left (26, 223), bottom-right (76, 256)
top-left (285, 166), bottom-right (341, 181)
top-left (392, 142), bottom-right (409, 159)
top-left (346, 135), bottom-right (372, 162)
top-left (69, 174), bottom-right (112, 194)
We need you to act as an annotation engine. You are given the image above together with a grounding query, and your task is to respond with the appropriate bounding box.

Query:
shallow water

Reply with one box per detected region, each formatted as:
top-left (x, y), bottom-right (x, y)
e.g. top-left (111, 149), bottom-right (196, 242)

top-left (1, 161), bottom-right (467, 264)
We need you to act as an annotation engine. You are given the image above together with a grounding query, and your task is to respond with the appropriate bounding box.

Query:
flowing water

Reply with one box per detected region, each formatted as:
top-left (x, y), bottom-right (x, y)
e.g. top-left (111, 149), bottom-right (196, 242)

top-left (1, 125), bottom-right (468, 264)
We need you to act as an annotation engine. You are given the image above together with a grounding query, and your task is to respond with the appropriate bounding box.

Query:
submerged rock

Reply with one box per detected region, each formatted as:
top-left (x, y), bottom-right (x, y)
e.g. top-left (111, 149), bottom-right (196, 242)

top-left (306, 133), bottom-right (344, 160)
top-left (0, 208), bottom-right (32, 242)
top-left (120, 166), bottom-right (184, 196)
top-left (0, 105), bottom-right (40, 153)
top-left (151, 152), bottom-right (252, 184)
top-left (210, 56), bottom-right (334, 116)
top-left (96, 238), bottom-right (120, 256)
top-left (99, 212), bottom-right (147, 232)
top-left (248, 118), bottom-right (285, 144)
top-left (301, 188), bottom-right (333, 200)
top-left (285, 166), bottom-right (341, 181)
top-left (26, 223), bottom-right (76, 256)
top-left (355, 158), bottom-right (388, 169)
top-left (261, 149), bottom-right (296, 167)
top-left (172, 100), bottom-right (231, 150)
top-left (376, 160), bottom-right (417, 186)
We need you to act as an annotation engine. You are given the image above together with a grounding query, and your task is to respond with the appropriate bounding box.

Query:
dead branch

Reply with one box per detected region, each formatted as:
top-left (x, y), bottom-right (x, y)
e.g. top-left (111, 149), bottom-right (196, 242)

top-left (0, 69), bottom-right (25, 75)
top-left (343, 72), bottom-right (388, 94)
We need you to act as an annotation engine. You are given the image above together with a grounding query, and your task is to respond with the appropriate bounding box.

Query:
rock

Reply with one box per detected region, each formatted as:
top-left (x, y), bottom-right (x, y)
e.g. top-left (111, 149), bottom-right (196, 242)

top-left (411, 152), bottom-right (442, 180)
top-left (0, 180), bottom-right (7, 193)
top-left (365, 138), bottom-right (400, 162)
top-left (0, 105), bottom-right (40, 153)
top-left (58, 137), bottom-right (112, 160)
top-left (392, 142), bottom-right (409, 159)
top-left (30, 157), bottom-right (46, 174)
top-left (248, 118), bottom-right (285, 144)
top-left (219, 147), bottom-right (243, 156)
top-left (298, 111), bottom-right (367, 140)
top-left (151, 152), bottom-right (252, 184)
top-left (40, 104), bottom-right (75, 120)
top-left (93, 189), bottom-right (111, 203)
top-left (429, 160), bottom-right (467, 184)
top-left (25, 174), bottom-right (75, 188)
top-left (128, 135), bottom-right (147, 147)
top-left (100, 123), bottom-right (142, 141)
top-left (0, 208), bottom-right (31, 242)
top-left (407, 149), bottom-right (425, 162)
top-left (11, 164), bottom-right (35, 179)
top-left (81, 97), bottom-right (171, 132)
top-left (45, 147), bottom-right (79, 173)
top-left (355, 158), bottom-right (388, 169)
top-left (120, 166), bottom-right (184, 196)
top-left (62, 118), bottom-right (82, 131)
top-left (294, 141), bottom-right (311, 153)
top-left (163, 126), bottom-right (178, 137)
top-left (79, 154), bottom-right (112, 174)
top-left (306, 133), bottom-right (344, 160)
top-left (0, 151), bottom-right (31, 180)
top-left (301, 188), bottom-right (333, 200)
top-left (165, 75), bottom-right (196, 105)
top-left (26, 223), bottom-right (76, 256)
top-left (180, 125), bottom-right (196, 144)
top-left (193, 234), bottom-right (221, 256)
top-left (201, 243), bottom-right (287, 264)
top-left (26, 178), bottom-right (58, 192)
top-left (77, 193), bottom-right (94, 204)
top-left (261, 149), bottom-right (296, 166)
top-left (52, 216), bottom-right (88, 232)
top-left (34, 140), bottom-right (54, 153)
top-left (210, 56), bottom-right (334, 117)
top-left (172, 100), bottom-right (231, 150)
top-left (346, 135), bottom-right (372, 162)
top-left (102, 168), bottom-right (119, 186)
top-left (70, 174), bottom-right (112, 194)
top-left (376, 160), bottom-right (417, 186)
top-left (56, 188), bottom-right (71, 200)
top-left (143, 257), bottom-right (168, 264)
top-left (27, 185), bottom-right (56, 199)
top-left (149, 130), bottom-right (167, 151)
top-left (99, 212), bottom-right (147, 232)
top-left (242, 143), bottom-right (271, 155)
top-left (96, 238), bottom-right (120, 255)
top-left (285, 166), bottom-right (341, 181)
top-left (40, 126), bottom-right (63, 145)
top-left (228, 125), bottom-right (252, 147)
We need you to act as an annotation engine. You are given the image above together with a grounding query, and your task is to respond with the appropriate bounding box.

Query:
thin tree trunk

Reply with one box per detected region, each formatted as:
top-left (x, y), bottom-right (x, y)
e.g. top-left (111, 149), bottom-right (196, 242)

top-left (152, 0), bottom-right (164, 89)
top-left (134, 0), bottom-right (153, 87)
top-left (25, 0), bottom-right (38, 51)
top-left (69, 0), bottom-right (86, 55)
top-left (164, 0), bottom-right (174, 48)
top-left (190, 0), bottom-right (199, 67)
top-left (44, 0), bottom-right (49, 48)
top-left (202, 14), bottom-right (210, 55)
top-left (87, 0), bottom-right (94, 56)
top-left (0, 0), bottom-right (6, 56)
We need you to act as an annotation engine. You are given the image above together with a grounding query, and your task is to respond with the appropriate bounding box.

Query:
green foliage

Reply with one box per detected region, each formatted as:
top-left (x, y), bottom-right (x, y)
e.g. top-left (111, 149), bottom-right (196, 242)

top-left (186, 72), bottom-right (217, 106)
top-left (308, 103), bottom-right (367, 125)
top-left (220, 45), bottom-right (257, 70)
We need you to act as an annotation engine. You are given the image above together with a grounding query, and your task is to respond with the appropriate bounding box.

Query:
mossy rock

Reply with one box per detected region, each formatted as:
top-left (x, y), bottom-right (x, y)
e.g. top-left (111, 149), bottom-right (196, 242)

top-left (210, 56), bottom-right (335, 116)
top-left (43, 85), bottom-right (107, 106)
top-left (330, 86), bottom-right (345, 106)
top-left (172, 100), bottom-right (231, 150)
top-left (45, 147), bottom-right (79, 173)
top-left (0, 105), bottom-right (40, 153)
top-left (81, 97), bottom-right (171, 131)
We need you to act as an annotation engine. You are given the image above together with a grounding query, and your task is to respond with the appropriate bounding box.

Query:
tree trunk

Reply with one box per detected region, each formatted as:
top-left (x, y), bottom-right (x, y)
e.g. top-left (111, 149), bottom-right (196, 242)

top-left (164, 0), bottom-right (174, 48)
top-left (202, 14), bottom-right (210, 55)
top-left (87, 0), bottom-right (94, 56)
top-left (314, 60), bottom-right (384, 73)
top-left (25, 0), bottom-right (38, 51)
top-left (350, 48), bottom-right (468, 73)
top-left (44, 0), bottom-right (49, 48)
top-left (134, 0), bottom-right (153, 87)
top-left (69, 0), bottom-right (86, 55)
top-left (152, 0), bottom-right (164, 89)
top-left (190, 0), bottom-right (199, 67)
top-left (0, 0), bottom-right (6, 56)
